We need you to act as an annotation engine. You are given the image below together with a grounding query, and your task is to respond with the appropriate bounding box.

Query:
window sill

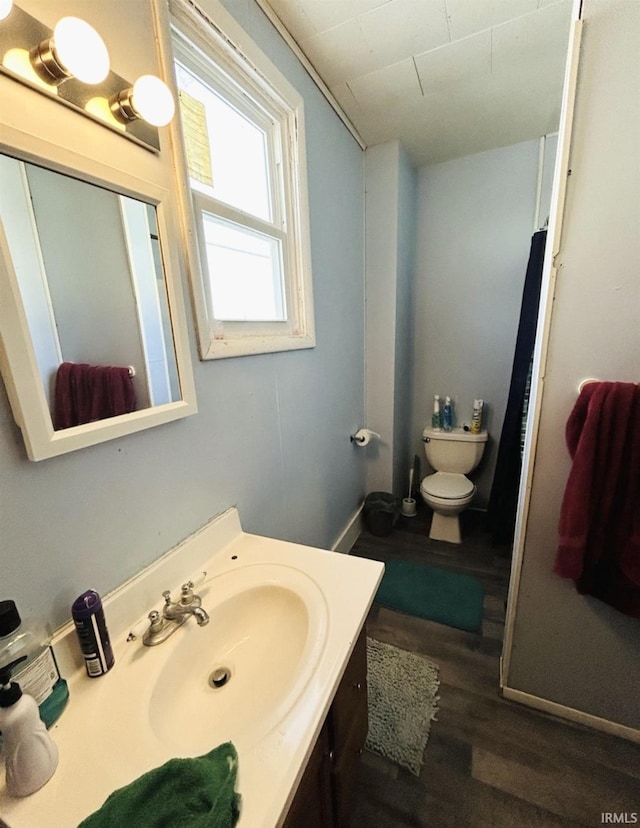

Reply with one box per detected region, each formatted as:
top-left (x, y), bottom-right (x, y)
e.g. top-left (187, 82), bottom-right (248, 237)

top-left (200, 331), bottom-right (316, 360)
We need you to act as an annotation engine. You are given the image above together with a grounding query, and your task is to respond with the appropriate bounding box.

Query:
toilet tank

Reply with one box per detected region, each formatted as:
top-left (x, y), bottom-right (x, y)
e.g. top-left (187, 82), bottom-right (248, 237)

top-left (422, 427), bottom-right (488, 474)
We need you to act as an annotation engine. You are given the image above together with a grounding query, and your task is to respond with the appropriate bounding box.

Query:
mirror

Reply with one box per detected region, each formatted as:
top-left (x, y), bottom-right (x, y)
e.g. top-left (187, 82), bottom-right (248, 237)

top-left (1, 153), bottom-right (181, 424)
top-left (0, 144), bottom-right (197, 460)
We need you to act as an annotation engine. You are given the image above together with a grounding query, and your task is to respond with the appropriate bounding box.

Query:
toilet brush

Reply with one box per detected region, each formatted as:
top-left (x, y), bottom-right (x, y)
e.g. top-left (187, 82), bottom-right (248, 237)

top-left (401, 468), bottom-right (417, 517)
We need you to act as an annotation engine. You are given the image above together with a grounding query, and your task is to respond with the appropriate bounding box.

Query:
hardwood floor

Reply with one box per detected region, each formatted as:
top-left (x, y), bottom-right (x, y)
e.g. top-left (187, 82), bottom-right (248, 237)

top-left (347, 505), bottom-right (640, 827)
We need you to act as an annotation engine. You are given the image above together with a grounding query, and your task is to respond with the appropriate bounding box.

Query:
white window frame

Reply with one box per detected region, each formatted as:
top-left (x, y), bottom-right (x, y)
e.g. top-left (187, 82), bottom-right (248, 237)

top-left (168, 0), bottom-right (315, 360)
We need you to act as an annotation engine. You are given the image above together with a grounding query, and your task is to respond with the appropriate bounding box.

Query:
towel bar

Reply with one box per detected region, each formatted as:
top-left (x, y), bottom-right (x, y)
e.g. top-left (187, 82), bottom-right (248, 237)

top-left (578, 378), bottom-right (598, 393)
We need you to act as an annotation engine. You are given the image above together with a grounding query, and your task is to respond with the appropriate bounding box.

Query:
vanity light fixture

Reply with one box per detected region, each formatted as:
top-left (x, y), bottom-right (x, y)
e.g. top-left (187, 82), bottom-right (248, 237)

top-left (0, 4), bottom-right (174, 152)
top-left (30, 16), bottom-right (110, 86)
top-left (111, 75), bottom-right (176, 128)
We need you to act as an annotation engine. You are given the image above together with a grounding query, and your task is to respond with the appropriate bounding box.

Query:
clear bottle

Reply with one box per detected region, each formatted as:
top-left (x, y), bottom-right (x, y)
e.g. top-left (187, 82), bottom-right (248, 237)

top-left (442, 396), bottom-right (453, 431)
top-left (0, 601), bottom-right (69, 729)
top-left (0, 656), bottom-right (58, 797)
top-left (431, 395), bottom-right (442, 430)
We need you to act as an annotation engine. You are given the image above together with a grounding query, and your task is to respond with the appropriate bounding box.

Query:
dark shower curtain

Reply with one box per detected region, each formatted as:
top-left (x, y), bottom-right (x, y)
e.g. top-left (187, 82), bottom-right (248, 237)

top-left (487, 229), bottom-right (548, 546)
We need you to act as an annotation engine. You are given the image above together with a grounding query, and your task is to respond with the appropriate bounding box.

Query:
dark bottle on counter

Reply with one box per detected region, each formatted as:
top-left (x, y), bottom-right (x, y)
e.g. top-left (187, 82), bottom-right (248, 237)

top-left (71, 590), bottom-right (114, 677)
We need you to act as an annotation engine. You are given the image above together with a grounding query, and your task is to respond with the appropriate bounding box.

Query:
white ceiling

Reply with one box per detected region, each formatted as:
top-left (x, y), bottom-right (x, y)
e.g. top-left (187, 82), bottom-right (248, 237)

top-left (262, 0), bottom-right (574, 167)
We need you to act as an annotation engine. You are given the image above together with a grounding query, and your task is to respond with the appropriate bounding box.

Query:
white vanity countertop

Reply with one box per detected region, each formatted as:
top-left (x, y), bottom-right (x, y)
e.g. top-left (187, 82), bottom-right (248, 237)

top-left (0, 509), bottom-right (384, 828)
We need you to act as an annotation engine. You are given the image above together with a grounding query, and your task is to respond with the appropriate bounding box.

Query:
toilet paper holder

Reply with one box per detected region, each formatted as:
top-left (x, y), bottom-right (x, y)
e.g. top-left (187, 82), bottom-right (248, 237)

top-left (350, 428), bottom-right (380, 445)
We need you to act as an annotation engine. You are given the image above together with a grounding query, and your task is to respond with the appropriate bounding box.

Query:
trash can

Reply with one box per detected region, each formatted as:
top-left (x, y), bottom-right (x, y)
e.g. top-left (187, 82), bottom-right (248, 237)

top-left (363, 492), bottom-right (400, 537)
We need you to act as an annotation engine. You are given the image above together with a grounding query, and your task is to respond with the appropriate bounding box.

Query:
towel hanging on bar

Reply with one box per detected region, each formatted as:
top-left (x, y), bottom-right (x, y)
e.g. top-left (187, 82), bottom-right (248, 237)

top-left (555, 381), bottom-right (640, 619)
top-left (54, 362), bottom-right (136, 430)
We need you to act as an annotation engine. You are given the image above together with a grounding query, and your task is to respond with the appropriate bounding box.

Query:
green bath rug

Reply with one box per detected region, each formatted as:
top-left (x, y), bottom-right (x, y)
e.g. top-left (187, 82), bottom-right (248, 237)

top-left (365, 637), bottom-right (439, 775)
top-left (375, 560), bottom-right (484, 632)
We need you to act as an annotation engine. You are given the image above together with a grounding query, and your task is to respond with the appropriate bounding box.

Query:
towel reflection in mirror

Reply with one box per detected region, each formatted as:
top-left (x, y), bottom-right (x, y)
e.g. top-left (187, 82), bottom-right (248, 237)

top-left (54, 362), bottom-right (136, 430)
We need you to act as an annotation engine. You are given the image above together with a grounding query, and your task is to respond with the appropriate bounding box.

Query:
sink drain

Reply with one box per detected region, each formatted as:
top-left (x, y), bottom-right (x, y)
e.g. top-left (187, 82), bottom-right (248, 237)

top-left (208, 667), bottom-right (231, 689)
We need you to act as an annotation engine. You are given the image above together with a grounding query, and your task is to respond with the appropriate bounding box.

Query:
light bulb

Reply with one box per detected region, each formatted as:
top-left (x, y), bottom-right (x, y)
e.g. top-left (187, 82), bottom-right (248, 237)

top-left (52, 17), bottom-right (110, 84)
top-left (0, 0), bottom-right (13, 21)
top-left (130, 75), bottom-right (175, 127)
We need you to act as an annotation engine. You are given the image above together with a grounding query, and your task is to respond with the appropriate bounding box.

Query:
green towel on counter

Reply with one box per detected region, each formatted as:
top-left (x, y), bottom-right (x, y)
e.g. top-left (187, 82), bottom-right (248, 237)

top-left (78, 741), bottom-right (240, 828)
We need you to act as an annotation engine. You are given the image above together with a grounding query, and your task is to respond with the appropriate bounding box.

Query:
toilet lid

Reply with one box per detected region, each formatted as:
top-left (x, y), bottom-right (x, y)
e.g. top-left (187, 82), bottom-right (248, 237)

top-left (421, 472), bottom-right (474, 500)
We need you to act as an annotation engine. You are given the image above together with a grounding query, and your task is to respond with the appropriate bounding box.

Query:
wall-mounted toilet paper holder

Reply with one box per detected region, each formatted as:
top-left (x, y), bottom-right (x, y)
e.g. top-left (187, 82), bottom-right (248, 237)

top-left (350, 428), bottom-right (380, 445)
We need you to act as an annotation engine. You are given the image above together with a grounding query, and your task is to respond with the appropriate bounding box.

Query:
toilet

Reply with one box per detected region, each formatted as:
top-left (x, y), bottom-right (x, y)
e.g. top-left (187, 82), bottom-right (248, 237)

top-left (420, 426), bottom-right (488, 544)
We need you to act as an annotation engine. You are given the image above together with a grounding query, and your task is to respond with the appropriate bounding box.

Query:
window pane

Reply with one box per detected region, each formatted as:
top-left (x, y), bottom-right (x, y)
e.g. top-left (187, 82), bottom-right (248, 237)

top-left (202, 212), bottom-right (286, 322)
top-left (176, 63), bottom-right (272, 223)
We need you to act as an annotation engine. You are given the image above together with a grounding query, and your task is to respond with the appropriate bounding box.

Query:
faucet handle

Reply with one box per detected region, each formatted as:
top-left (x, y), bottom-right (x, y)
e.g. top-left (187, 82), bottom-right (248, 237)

top-left (127, 610), bottom-right (163, 641)
top-left (179, 572), bottom-right (207, 605)
top-left (180, 581), bottom-right (198, 606)
top-left (128, 618), bottom-right (150, 641)
top-left (147, 610), bottom-right (164, 632)
top-left (185, 571), bottom-right (207, 589)
top-left (161, 573), bottom-right (207, 609)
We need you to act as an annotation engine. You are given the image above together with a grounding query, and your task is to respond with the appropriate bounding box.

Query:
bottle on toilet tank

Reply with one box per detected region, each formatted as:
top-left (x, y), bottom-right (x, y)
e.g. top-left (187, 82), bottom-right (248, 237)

top-left (470, 399), bottom-right (484, 434)
top-left (431, 395), bottom-right (442, 430)
top-left (442, 396), bottom-right (453, 431)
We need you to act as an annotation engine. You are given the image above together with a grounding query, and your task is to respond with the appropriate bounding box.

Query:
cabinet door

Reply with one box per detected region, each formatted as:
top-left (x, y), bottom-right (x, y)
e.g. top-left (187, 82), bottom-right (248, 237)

top-left (329, 629), bottom-right (368, 827)
top-left (282, 627), bottom-right (369, 828)
top-left (282, 723), bottom-right (333, 828)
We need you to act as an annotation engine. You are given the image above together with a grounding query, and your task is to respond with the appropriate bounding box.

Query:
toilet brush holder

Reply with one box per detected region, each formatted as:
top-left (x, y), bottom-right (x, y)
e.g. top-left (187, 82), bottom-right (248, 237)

top-left (401, 497), bottom-right (417, 517)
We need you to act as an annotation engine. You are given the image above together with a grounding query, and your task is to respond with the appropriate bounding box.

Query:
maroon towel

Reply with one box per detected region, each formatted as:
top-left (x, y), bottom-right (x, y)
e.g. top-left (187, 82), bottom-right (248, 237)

top-left (555, 381), bottom-right (640, 618)
top-left (54, 362), bottom-right (136, 430)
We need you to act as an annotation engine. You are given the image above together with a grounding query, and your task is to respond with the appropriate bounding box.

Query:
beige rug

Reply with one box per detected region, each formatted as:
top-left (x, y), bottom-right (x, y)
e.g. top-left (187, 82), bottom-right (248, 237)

top-left (365, 637), bottom-right (440, 776)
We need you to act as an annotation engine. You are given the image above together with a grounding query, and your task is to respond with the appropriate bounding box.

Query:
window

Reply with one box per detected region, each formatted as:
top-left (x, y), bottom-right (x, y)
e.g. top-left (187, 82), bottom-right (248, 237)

top-left (171, 2), bottom-right (315, 359)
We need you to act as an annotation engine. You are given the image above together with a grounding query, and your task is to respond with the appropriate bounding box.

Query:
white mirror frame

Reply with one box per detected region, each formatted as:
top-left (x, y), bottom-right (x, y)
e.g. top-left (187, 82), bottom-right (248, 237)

top-left (0, 124), bottom-right (197, 460)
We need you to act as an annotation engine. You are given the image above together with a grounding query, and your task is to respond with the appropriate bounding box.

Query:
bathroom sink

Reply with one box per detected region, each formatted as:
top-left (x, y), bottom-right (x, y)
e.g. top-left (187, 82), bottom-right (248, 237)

top-left (0, 509), bottom-right (385, 828)
top-left (147, 563), bottom-right (328, 754)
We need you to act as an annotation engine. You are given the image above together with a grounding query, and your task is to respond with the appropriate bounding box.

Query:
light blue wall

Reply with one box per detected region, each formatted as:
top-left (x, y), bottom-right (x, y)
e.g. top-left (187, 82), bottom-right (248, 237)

top-left (363, 141), bottom-right (417, 498)
top-left (392, 146), bottom-right (417, 496)
top-left (0, 0), bottom-right (365, 630)
top-left (411, 139), bottom-right (540, 507)
top-left (364, 142), bottom-right (401, 493)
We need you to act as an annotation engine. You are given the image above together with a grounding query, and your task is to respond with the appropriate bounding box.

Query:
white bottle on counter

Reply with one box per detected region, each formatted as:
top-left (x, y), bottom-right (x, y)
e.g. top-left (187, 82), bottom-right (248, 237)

top-left (0, 657), bottom-right (59, 797)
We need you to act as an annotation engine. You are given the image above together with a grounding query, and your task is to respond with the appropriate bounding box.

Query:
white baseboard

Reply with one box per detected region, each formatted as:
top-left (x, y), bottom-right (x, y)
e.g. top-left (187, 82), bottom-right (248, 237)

top-left (501, 683), bottom-right (640, 744)
top-left (332, 505), bottom-right (363, 554)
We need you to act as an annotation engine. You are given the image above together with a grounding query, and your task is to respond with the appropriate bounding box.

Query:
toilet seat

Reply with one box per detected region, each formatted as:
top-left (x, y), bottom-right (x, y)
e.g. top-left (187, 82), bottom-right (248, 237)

top-left (421, 472), bottom-right (474, 500)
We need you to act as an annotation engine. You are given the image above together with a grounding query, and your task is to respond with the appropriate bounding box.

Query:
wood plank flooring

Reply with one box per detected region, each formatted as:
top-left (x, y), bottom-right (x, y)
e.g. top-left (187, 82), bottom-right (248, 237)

top-left (347, 506), bottom-right (640, 827)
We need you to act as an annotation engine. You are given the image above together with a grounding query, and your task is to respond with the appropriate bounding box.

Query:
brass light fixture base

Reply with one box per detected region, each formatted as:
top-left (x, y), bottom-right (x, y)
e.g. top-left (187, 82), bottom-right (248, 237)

top-left (0, 4), bottom-right (162, 152)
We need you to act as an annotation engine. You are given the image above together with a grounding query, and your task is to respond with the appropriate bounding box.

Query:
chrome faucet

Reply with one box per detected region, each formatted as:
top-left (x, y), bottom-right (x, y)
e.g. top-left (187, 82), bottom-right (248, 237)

top-left (129, 579), bottom-right (209, 647)
top-left (162, 582), bottom-right (210, 626)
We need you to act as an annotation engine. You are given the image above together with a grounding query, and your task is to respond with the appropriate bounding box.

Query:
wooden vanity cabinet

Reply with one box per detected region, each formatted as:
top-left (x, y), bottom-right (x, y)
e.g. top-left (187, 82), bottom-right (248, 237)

top-left (328, 627), bottom-right (368, 826)
top-left (281, 724), bottom-right (334, 828)
top-left (283, 627), bottom-right (368, 828)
